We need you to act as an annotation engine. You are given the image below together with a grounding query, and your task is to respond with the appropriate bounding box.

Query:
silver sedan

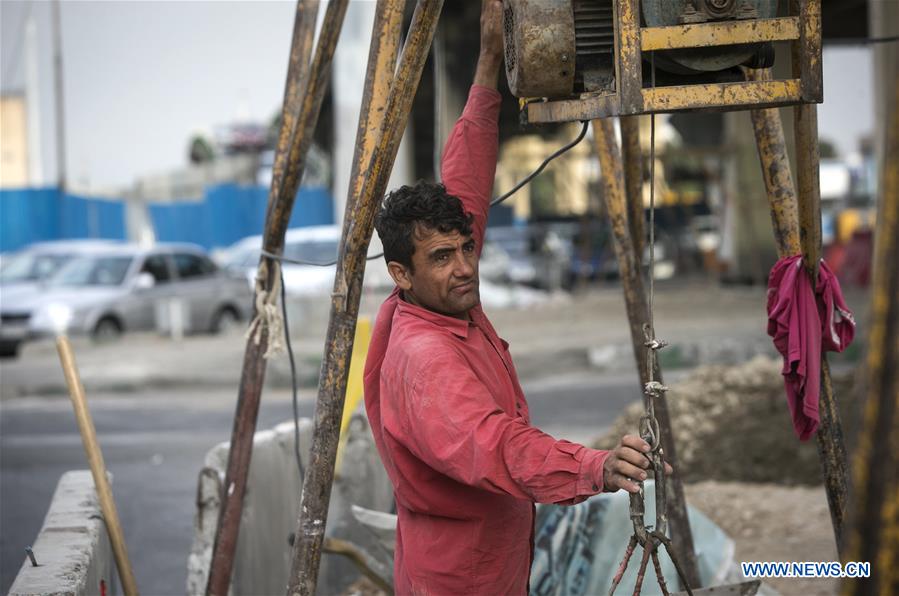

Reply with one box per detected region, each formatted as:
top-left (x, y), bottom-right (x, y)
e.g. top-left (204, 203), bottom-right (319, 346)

top-left (0, 243), bottom-right (253, 357)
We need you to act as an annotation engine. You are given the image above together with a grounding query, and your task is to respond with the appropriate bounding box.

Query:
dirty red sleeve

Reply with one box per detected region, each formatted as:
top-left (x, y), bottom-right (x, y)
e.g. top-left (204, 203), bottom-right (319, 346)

top-left (440, 85), bottom-right (502, 251)
top-left (384, 347), bottom-right (611, 504)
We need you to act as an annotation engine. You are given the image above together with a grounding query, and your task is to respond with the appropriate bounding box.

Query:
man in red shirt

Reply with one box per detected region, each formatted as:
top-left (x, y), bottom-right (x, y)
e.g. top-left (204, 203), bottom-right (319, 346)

top-left (363, 2), bottom-right (661, 593)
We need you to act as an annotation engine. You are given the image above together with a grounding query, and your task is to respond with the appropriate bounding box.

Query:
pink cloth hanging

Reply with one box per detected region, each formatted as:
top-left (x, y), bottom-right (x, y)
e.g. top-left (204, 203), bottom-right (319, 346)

top-left (766, 255), bottom-right (856, 440)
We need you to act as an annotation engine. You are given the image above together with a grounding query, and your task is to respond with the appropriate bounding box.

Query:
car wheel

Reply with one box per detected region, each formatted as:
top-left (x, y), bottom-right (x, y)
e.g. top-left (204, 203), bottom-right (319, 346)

top-left (92, 317), bottom-right (123, 343)
top-left (211, 307), bottom-right (241, 334)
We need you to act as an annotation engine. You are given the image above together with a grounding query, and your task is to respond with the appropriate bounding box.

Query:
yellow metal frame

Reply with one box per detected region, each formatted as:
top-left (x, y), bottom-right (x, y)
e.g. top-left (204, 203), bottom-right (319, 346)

top-left (524, 0), bottom-right (822, 123)
top-left (640, 17), bottom-right (800, 51)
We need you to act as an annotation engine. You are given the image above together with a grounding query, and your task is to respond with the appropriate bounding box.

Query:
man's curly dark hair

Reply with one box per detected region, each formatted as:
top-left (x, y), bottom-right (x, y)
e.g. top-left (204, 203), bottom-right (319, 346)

top-left (374, 181), bottom-right (473, 271)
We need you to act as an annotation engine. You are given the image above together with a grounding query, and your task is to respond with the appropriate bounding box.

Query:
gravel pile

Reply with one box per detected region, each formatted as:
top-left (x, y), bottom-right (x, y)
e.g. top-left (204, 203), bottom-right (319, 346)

top-left (593, 356), bottom-right (859, 485)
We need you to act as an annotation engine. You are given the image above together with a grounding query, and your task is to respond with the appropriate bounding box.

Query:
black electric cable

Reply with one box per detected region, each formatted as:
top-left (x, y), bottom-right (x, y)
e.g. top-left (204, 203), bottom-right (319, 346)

top-left (260, 119), bottom-right (590, 268)
top-left (490, 120), bottom-right (590, 207)
top-left (261, 248), bottom-right (345, 267)
top-left (279, 265), bottom-right (305, 484)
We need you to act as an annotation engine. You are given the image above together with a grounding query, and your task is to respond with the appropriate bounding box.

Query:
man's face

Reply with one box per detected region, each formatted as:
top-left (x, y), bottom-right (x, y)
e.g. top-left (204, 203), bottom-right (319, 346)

top-left (388, 226), bottom-right (479, 319)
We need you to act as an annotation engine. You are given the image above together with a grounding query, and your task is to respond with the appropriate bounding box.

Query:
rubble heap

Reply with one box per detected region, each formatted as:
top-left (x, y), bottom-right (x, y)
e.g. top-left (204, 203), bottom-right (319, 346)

top-left (594, 356), bottom-right (859, 485)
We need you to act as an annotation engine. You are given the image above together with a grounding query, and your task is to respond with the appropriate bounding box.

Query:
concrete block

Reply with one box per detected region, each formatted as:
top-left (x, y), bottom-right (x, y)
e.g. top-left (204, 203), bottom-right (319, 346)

top-left (8, 470), bottom-right (115, 596)
top-left (187, 411), bottom-right (394, 596)
top-left (187, 419), bottom-right (314, 596)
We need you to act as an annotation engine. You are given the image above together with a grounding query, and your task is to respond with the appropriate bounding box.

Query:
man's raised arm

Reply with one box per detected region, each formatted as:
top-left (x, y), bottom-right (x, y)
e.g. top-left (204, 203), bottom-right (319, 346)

top-left (440, 0), bottom-right (504, 250)
top-left (473, 0), bottom-right (504, 90)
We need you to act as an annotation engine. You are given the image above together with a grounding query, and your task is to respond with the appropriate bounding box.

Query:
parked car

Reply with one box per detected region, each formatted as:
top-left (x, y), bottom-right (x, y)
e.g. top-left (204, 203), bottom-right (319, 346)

top-left (0, 243), bottom-right (252, 358)
top-left (485, 225), bottom-right (572, 290)
top-left (477, 241), bottom-right (512, 284)
top-left (219, 225), bottom-right (392, 295)
top-left (485, 226), bottom-right (540, 287)
top-left (0, 239), bottom-right (122, 293)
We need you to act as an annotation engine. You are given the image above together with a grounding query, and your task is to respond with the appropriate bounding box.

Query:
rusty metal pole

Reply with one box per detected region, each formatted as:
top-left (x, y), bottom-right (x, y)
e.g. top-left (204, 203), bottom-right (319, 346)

top-left (746, 67), bottom-right (850, 555)
top-left (620, 116), bottom-right (645, 257)
top-left (843, 81), bottom-right (899, 596)
top-left (746, 68), bottom-right (801, 258)
top-left (346, 0), bottom-right (404, 210)
top-left (592, 117), bottom-right (701, 589)
top-left (205, 1), bottom-right (344, 593)
top-left (286, 2), bottom-right (444, 594)
top-left (795, 101), bottom-right (850, 555)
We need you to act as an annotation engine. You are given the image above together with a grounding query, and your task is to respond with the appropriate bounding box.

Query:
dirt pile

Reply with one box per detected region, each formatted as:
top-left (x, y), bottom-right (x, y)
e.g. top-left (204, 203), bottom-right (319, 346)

top-left (684, 481), bottom-right (839, 595)
top-left (594, 356), bottom-right (859, 484)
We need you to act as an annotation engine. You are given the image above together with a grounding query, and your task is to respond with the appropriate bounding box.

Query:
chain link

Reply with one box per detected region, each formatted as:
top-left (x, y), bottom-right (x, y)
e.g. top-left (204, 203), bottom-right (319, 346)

top-left (609, 50), bottom-right (693, 596)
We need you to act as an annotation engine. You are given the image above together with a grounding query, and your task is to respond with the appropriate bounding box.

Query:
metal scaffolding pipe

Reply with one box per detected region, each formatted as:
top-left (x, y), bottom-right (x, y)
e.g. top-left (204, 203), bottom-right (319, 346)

top-left (205, 0), bottom-right (338, 593)
top-left (843, 80), bottom-right (899, 596)
top-left (620, 115), bottom-right (645, 257)
top-left (286, 1), bottom-right (444, 593)
top-left (746, 68), bottom-right (801, 258)
top-left (747, 67), bottom-right (849, 554)
top-left (795, 101), bottom-right (849, 554)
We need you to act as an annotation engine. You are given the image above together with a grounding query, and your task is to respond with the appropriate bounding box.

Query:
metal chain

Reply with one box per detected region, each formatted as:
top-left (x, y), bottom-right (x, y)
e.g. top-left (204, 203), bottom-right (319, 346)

top-left (610, 51), bottom-right (692, 596)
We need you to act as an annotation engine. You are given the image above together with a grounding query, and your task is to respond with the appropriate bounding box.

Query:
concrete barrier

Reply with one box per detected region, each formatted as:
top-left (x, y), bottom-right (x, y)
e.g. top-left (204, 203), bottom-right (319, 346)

top-left (8, 471), bottom-right (115, 596)
top-left (187, 411), bottom-right (393, 595)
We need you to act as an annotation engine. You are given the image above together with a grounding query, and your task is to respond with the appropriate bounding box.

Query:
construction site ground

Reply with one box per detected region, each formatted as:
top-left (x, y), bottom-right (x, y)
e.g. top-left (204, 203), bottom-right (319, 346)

top-left (0, 279), bottom-right (870, 595)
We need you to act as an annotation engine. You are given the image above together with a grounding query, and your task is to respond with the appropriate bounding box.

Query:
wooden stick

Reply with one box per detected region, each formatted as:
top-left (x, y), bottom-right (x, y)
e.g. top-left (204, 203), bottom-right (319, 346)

top-left (592, 117), bottom-right (701, 589)
top-left (56, 336), bottom-right (139, 596)
top-left (286, 1), bottom-right (444, 593)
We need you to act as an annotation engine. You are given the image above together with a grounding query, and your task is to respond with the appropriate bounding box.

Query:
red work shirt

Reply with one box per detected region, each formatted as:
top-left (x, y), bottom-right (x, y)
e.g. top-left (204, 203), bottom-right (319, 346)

top-left (363, 86), bottom-right (611, 595)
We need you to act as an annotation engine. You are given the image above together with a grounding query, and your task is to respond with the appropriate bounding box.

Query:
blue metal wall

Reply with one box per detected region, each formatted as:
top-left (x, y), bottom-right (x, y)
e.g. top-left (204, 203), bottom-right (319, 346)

top-left (0, 187), bottom-right (127, 253)
top-left (148, 184), bottom-right (334, 249)
top-left (0, 184), bottom-right (334, 253)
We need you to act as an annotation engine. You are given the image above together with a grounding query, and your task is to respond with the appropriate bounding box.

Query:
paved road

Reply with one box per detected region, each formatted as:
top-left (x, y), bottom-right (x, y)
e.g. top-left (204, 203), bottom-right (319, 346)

top-left (0, 371), bottom-right (646, 595)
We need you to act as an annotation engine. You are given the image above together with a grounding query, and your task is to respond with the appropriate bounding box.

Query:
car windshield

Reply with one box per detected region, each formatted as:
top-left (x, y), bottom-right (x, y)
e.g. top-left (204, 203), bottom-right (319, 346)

top-left (0, 252), bottom-right (72, 283)
top-left (51, 256), bottom-right (134, 287)
top-left (285, 239), bottom-right (339, 265)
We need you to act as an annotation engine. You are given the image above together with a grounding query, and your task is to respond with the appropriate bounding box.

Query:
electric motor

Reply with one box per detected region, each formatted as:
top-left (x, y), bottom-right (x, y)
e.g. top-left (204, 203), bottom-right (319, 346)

top-left (503, 0), bottom-right (779, 99)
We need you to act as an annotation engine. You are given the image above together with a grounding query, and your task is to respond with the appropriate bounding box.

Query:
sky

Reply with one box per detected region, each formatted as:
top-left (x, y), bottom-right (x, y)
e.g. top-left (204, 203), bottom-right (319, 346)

top-left (1, 0), bottom-right (298, 191)
top-left (0, 1), bottom-right (877, 194)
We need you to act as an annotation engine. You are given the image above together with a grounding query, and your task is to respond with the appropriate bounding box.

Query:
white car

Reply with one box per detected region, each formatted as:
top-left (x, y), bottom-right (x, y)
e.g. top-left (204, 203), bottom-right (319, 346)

top-left (219, 225), bottom-right (392, 296)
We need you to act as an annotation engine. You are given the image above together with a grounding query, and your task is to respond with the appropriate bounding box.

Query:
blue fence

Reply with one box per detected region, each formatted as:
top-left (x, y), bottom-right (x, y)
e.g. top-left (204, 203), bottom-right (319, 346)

top-left (0, 187), bottom-right (127, 253)
top-left (0, 184), bottom-right (335, 253)
top-left (148, 184), bottom-right (333, 249)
